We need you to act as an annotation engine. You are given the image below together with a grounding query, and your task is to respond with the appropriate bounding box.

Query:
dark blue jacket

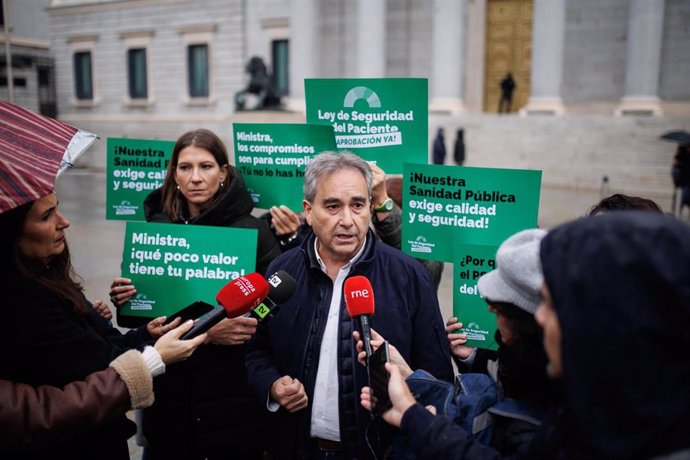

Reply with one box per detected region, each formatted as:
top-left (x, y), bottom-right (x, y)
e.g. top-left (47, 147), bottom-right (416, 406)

top-left (245, 229), bottom-right (453, 459)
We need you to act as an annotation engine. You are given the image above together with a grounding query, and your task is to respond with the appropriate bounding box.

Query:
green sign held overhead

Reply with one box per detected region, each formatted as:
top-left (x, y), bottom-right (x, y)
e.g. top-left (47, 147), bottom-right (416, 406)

top-left (232, 123), bottom-right (337, 209)
top-left (106, 137), bottom-right (174, 221)
top-left (118, 222), bottom-right (257, 321)
top-left (305, 78), bottom-right (428, 173)
top-left (402, 163), bottom-right (542, 262)
top-left (452, 243), bottom-right (499, 350)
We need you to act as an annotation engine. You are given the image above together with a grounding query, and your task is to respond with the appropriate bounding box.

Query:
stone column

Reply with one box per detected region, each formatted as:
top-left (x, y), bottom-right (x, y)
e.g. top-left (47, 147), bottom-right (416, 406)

top-left (357, 0), bottom-right (385, 77)
top-left (465, 0), bottom-right (486, 113)
top-left (287, 0), bottom-right (318, 113)
top-left (430, 0), bottom-right (466, 114)
top-left (615, 0), bottom-right (665, 116)
top-left (521, 0), bottom-right (566, 115)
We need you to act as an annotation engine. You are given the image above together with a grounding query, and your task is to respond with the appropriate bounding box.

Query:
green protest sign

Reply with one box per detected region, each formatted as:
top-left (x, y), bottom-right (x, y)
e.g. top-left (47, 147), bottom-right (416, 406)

top-left (402, 163), bottom-right (541, 262)
top-left (304, 78), bottom-right (428, 173)
top-left (452, 243), bottom-right (499, 350)
top-left (106, 138), bottom-right (174, 221)
top-left (232, 123), bottom-right (336, 209)
top-left (118, 222), bottom-right (257, 320)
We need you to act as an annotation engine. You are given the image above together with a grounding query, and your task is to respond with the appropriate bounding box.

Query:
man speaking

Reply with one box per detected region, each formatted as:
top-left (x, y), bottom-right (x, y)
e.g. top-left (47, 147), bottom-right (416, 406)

top-left (246, 152), bottom-right (452, 459)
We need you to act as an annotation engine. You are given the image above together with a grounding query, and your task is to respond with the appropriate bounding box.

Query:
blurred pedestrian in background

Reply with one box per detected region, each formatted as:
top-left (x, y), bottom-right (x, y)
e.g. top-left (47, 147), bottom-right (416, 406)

top-left (453, 128), bottom-right (465, 166)
top-left (498, 73), bottom-right (516, 113)
top-left (432, 127), bottom-right (446, 165)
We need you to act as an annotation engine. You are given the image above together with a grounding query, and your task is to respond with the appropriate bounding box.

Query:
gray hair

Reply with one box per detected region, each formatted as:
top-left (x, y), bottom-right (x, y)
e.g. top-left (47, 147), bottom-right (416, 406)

top-left (303, 151), bottom-right (373, 202)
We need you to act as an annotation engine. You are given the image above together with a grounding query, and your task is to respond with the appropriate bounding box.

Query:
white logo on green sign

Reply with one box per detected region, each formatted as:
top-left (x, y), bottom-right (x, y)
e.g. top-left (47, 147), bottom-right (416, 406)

top-left (343, 86), bottom-right (381, 108)
top-left (114, 200), bottom-right (138, 216)
top-left (464, 322), bottom-right (489, 342)
top-left (130, 293), bottom-right (155, 311)
top-left (409, 235), bottom-right (434, 254)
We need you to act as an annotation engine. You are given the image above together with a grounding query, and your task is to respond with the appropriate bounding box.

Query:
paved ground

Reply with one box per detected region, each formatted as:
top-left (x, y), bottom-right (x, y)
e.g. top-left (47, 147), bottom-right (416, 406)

top-left (52, 169), bottom-right (617, 459)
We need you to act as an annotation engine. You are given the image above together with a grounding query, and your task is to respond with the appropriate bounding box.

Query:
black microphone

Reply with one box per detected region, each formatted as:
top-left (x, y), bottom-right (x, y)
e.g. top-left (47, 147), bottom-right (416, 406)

top-left (181, 273), bottom-right (269, 340)
top-left (242, 270), bottom-right (296, 321)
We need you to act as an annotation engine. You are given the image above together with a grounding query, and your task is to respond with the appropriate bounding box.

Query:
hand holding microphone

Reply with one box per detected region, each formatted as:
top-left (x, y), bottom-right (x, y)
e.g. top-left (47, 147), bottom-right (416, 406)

top-left (208, 270), bottom-right (297, 345)
top-left (181, 273), bottom-right (269, 340)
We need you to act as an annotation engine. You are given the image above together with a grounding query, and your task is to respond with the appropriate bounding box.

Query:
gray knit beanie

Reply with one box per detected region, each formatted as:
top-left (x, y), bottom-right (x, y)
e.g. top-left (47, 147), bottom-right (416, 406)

top-left (477, 228), bottom-right (546, 314)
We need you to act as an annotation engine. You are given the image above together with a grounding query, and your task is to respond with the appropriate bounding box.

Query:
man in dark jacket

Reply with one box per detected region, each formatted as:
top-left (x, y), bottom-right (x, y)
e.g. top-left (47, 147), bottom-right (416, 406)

top-left (245, 152), bottom-right (453, 459)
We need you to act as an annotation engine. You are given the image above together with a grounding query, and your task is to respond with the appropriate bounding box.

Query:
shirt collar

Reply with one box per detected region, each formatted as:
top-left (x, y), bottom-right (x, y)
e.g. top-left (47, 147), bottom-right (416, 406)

top-left (313, 235), bottom-right (367, 274)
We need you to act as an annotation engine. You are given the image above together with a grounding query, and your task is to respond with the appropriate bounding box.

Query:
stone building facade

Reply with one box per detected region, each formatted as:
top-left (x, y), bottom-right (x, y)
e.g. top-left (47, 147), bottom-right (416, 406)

top-left (45, 0), bottom-right (689, 204)
top-left (1, 0), bottom-right (56, 116)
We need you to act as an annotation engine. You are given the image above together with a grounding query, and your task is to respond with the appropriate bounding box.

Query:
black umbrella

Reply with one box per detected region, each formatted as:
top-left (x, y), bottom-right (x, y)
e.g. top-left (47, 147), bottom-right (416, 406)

top-left (660, 130), bottom-right (690, 146)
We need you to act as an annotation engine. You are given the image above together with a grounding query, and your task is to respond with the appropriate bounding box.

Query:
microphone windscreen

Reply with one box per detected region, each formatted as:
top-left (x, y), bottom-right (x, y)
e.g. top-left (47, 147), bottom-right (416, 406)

top-left (267, 270), bottom-right (297, 304)
top-left (344, 275), bottom-right (375, 317)
top-left (216, 273), bottom-right (270, 317)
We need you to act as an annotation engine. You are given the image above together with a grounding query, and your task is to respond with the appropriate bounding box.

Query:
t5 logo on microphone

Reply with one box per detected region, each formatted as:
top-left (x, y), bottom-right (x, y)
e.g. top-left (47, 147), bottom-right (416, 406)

top-left (268, 273), bottom-right (282, 288)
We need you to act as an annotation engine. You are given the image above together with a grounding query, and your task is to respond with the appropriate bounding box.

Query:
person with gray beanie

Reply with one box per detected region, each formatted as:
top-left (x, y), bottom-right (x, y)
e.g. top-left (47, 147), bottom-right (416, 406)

top-left (445, 228), bottom-right (552, 456)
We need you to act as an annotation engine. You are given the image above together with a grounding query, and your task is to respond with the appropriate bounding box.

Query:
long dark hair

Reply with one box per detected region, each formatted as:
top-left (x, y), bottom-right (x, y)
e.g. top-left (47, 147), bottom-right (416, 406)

top-left (0, 200), bottom-right (85, 313)
top-left (489, 301), bottom-right (551, 406)
top-left (160, 129), bottom-right (231, 221)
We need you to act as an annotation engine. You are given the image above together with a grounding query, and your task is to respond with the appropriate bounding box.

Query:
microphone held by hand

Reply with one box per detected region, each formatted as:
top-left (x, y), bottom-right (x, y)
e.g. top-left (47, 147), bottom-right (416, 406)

top-left (181, 273), bottom-right (269, 340)
top-left (344, 275), bottom-right (375, 359)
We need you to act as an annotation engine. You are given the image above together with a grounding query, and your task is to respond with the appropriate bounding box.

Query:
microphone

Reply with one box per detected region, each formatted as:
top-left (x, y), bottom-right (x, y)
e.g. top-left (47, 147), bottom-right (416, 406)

top-left (344, 275), bottom-right (375, 359)
top-left (243, 270), bottom-right (296, 321)
top-left (181, 273), bottom-right (269, 340)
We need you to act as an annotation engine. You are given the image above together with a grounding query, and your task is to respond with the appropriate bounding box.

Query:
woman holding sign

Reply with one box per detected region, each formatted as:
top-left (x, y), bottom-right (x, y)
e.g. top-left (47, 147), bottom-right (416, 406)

top-left (0, 192), bottom-right (187, 459)
top-left (117, 128), bottom-right (281, 460)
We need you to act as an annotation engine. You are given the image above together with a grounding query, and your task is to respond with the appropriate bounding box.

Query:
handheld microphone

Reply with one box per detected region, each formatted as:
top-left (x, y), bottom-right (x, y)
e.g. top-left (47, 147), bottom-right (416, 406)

top-left (243, 270), bottom-right (296, 321)
top-left (344, 275), bottom-right (375, 359)
top-left (181, 273), bottom-right (269, 340)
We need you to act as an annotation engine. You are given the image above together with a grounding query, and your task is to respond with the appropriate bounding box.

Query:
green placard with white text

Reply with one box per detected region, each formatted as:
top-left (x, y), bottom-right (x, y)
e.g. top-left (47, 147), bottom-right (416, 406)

top-left (106, 138), bottom-right (174, 221)
top-left (453, 243), bottom-right (499, 350)
top-left (402, 163), bottom-right (541, 262)
top-left (305, 78), bottom-right (428, 173)
top-left (119, 222), bottom-right (257, 320)
top-left (232, 123), bottom-right (337, 209)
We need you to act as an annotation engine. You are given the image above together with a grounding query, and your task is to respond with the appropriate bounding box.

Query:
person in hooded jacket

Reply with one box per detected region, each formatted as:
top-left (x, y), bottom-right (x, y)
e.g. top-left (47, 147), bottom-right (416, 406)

top-left (112, 128), bottom-right (282, 460)
top-left (362, 211), bottom-right (690, 460)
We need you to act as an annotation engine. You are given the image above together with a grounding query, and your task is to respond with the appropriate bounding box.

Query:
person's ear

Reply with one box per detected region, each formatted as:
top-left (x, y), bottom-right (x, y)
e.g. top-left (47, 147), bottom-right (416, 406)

top-left (220, 164), bottom-right (229, 183)
top-left (303, 199), bottom-right (313, 226)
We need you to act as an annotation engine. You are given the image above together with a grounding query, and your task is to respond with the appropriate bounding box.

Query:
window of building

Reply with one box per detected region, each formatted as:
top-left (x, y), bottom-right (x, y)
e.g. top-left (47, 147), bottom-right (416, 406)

top-left (272, 39), bottom-right (289, 96)
top-left (128, 48), bottom-right (148, 99)
top-left (120, 30), bottom-right (153, 106)
top-left (73, 51), bottom-right (93, 100)
top-left (179, 25), bottom-right (215, 105)
top-left (187, 44), bottom-right (209, 98)
top-left (68, 35), bottom-right (98, 106)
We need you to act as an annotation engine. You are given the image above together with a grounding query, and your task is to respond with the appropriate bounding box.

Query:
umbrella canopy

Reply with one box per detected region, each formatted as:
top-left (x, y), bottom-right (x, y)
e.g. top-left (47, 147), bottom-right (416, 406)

top-left (0, 101), bottom-right (98, 213)
top-left (660, 130), bottom-right (690, 146)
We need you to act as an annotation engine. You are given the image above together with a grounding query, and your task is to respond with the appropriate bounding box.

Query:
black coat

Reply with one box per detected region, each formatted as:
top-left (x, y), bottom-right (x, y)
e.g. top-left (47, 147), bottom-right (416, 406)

top-left (0, 276), bottom-right (152, 460)
top-left (141, 166), bottom-right (281, 459)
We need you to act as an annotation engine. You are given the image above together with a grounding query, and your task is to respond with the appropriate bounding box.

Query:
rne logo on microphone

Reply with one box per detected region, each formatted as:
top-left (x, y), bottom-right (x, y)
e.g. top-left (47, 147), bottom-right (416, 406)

top-left (349, 289), bottom-right (370, 298)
